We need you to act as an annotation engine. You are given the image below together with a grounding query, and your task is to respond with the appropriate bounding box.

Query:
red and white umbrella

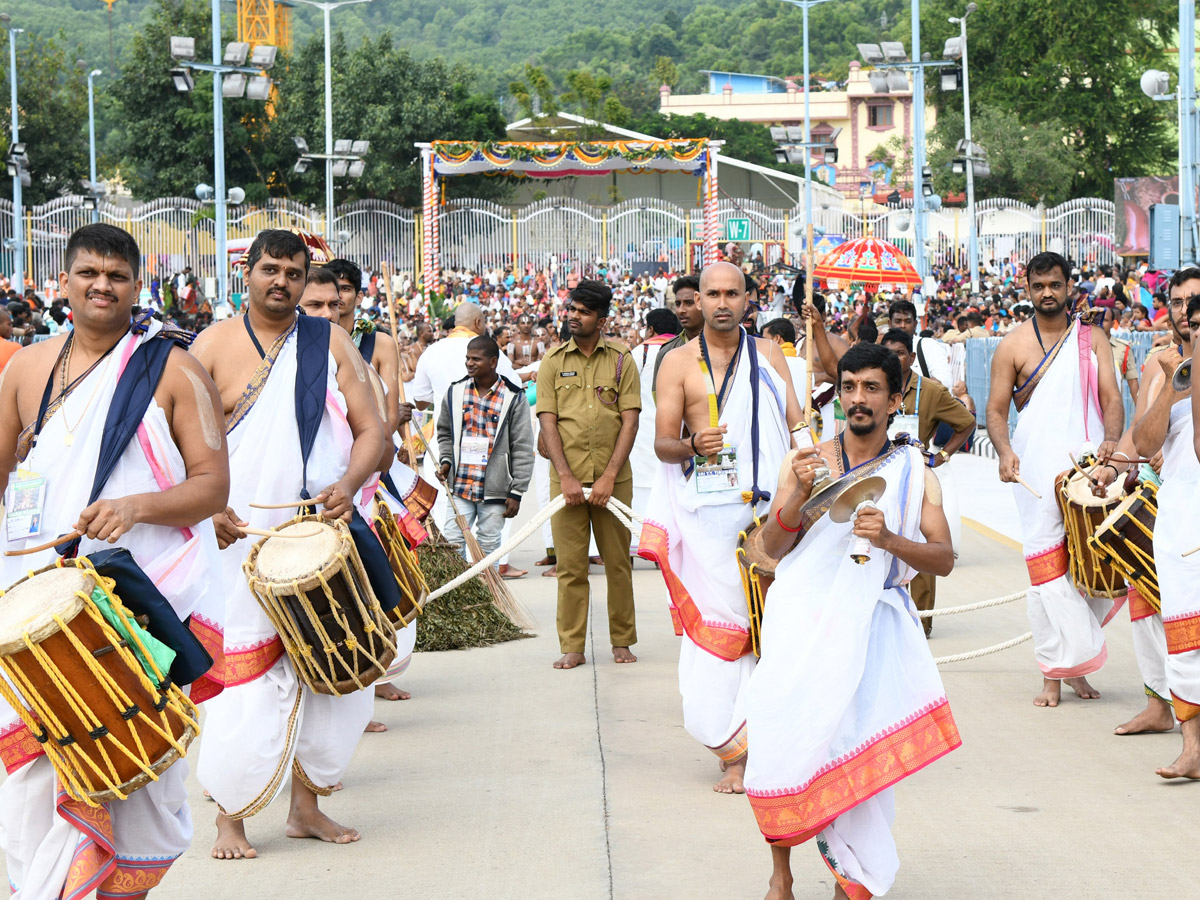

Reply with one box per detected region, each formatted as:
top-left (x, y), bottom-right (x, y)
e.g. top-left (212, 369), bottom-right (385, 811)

top-left (812, 235), bottom-right (922, 288)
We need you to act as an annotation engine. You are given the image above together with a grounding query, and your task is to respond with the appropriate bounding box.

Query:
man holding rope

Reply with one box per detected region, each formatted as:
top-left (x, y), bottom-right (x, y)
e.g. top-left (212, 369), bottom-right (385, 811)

top-left (987, 251), bottom-right (1124, 707)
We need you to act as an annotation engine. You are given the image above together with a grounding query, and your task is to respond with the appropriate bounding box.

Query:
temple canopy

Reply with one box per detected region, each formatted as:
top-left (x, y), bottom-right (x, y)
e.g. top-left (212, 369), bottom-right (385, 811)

top-left (428, 139), bottom-right (713, 179)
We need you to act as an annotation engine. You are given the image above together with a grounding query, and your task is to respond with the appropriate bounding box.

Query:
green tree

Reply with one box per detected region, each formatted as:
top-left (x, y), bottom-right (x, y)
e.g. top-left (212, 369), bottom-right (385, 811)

top-left (509, 64), bottom-right (559, 119)
top-left (0, 30), bottom-right (88, 205)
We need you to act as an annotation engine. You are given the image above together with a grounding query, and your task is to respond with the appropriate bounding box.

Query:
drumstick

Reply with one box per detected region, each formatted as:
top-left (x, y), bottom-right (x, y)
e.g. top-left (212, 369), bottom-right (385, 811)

top-left (1183, 543), bottom-right (1200, 558)
top-left (249, 500), bottom-right (313, 510)
top-left (1067, 452), bottom-right (1101, 487)
top-left (1014, 475), bottom-right (1042, 499)
top-left (240, 526), bottom-right (324, 540)
top-left (380, 260), bottom-right (419, 469)
top-left (3, 530), bottom-right (83, 557)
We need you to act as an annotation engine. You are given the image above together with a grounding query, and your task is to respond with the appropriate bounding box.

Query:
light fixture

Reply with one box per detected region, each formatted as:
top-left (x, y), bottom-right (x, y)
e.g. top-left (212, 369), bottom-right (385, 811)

top-left (350, 140), bottom-right (370, 156)
top-left (347, 160), bottom-right (366, 178)
top-left (922, 183), bottom-right (934, 197)
top-left (1141, 69), bottom-right (1171, 99)
top-left (774, 148), bottom-right (788, 165)
top-left (951, 158), bottom-right (966, 175)
top-left (169, 36), bottom-right (195, 61)
top-left (227, 187), bottom-right (246, 205)
top-left (246, 76), bottom-right (272, 101)
top-left (921, 165), bottom-right (932, 181)
top-left (868, 71), bottom-right (889, 93)
top-left (293, 157), bottom-right (311, 174)
top-left (169, 67), bottom-right (194, 93)
top-left (785, 126), bottom-right (805, 141)
top-left (857, 43), bottom-right (884, 64)
top-left (880, 42), bottom-right (908, 62)
top-left (223, 42), bottom-right (250, 67)
top-left (249, 45), bottom-right (278, 69)
top-left (5, 162), bottom-right (15, 177)
top-left (332, 159), bottom-right (349, 177)
top-left (786, 148), bottom-right (806, 165)
top-left (335, 229), bottom-right (352, 244)
top-left (886, 71), bottom-right (909, 92)
top-left (81, 196), bottom-right (98, 211)
top-left (9, 142), bottom-right (26, 160)
top-left (770, 126), bottom-right (787, 142)
top-left (222, 73), bottom-right (247, 99)
top-left (334, 139), bottom-right (352, 154)
top-left (293, 135), bottom-right (310, 153)
top-left (973, 159), bottom-right (991, 178)
top-left (943, 37), bottom-right (963, 60)
top-left (195, 183), bottom-right (215, 202)
top-left (823, 146), bottom-right (838, 164)
top-left (941, 68), bottom-right (961, 92)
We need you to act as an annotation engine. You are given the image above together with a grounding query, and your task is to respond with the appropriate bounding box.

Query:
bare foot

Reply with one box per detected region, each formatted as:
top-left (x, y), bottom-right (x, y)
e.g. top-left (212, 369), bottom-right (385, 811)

top-left (613, 646), bottom-right (637, 664)
top-left (364, 720), bottom-right (387, 733)
top-left (542, 565), bottom-right (557, 578)
top-left (212, 813), bottom-right (257, 860)
top-left (498, 564), bottom-right (528, 579)
top-left (331, 782), bottom-right (343, 792)
top-left (1065, 676), bottom-right (1101, 699)
top-left (1114, 698), bottom-right (1175, 735)
top-left (553, 652), bottom-right (586, 669)
top-left (589, 555), bottom-right (604, 566)
top-left (285, 806), bottom-right (360, 843)
top-left (764, 875), bottom-right (794, 900)
top-left (714, 756), bottom-right (746, 794)
top-left (534, 555), bottom-right (556, 566)
top-left (1034, 678), bottom-right (1061, 707)
top-left (1155, 748), bottom-right (1200, 779)
top-left (374, 682), bottom-right (410, 701)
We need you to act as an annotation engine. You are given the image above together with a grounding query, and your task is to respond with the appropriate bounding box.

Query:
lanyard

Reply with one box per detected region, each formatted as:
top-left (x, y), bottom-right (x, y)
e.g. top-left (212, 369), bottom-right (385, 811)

top-left (904, 371), bottom-right (922, 417)
top-left (698, 327), bottom-right (743, 428)
top-left (244, 314), bottom-right (266, 360)
top-left (839, 433), bottom-right (892, 477)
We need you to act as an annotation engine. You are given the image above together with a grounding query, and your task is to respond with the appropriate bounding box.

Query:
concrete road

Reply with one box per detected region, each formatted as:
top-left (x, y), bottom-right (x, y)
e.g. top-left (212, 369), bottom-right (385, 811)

top-left (6, 504), bottom-right (1197, 899)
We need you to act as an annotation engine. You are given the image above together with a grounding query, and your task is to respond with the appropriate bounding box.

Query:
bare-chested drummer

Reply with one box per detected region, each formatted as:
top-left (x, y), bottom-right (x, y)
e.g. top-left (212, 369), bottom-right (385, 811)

top-left (508, 312), bottom-right (545, 368)
top-left (193, 229), bottom-right (386, 859)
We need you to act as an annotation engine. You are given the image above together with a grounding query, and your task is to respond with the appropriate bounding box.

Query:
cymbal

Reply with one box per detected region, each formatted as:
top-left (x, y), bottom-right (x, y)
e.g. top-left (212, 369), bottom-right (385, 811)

top-left (829, 476), bottom-right (887, 523)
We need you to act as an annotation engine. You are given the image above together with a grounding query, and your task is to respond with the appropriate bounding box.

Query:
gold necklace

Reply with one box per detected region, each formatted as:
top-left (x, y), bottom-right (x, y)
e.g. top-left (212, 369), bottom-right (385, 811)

top-left (59, 339), bottom-right (115, 446)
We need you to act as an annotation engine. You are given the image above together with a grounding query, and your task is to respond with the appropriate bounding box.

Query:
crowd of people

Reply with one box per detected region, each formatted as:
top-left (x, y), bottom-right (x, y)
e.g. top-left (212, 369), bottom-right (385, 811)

top-left (0, 223), bottom-right (1197, 900)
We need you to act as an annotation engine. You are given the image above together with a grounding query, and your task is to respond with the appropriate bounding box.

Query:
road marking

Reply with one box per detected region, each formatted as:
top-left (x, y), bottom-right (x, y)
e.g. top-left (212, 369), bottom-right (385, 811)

top-left (962, 516), bottom-right (1023, 552)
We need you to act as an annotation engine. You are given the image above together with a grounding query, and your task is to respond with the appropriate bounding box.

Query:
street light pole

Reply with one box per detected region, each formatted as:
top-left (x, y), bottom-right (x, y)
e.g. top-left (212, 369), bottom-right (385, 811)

top-left (210, 0), bottom-right (230, 308)
top-left (87, 69), bottom-right (102, 224)
top-left (3, 20), bottom-right (23, 295)
top-left (954, 4), bottom-right (978, 290)
top-left (1179, 1), bottom-right (1198, 265)
top-left (291, 0), bottom-right (373, 242)
top-left (909, 0), bottom-right (929, 284)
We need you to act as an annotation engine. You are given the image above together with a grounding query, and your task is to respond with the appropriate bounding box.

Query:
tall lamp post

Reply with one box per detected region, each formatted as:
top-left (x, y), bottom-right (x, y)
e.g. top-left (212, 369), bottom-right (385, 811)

top-left (947, 3), bottom-right (978, 289)
top-left (85, 67), bottom-right (102, 223)
top-left (1, 15), bottom-right (23, 294)
top-left (289, 0), bottom-right (374, 242)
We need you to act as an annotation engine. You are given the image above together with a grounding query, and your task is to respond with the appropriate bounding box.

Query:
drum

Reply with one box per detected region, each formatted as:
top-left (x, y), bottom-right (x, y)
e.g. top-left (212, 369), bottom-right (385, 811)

top-left (371, 496), bottom-right (429, 627)
top-left (243, 516), bottom-right (397, 696)
top-left (0, 560), bottom-right (198, 807)
top-left (736, 521), bottom-right (778, 658)
top-left (1089, 481), bottom-right (1160, 613)
top-left (1055, 468), bottom-right (1125, 599)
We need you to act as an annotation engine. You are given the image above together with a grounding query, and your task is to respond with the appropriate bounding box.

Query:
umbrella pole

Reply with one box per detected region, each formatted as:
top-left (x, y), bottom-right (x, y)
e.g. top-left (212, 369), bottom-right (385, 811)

top-left (804, 223), bottom-right (815, 427)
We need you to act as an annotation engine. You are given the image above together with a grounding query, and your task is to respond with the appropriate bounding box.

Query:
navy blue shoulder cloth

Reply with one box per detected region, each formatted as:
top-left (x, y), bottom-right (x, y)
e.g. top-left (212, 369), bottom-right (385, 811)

top-left (294, 315), bottom-right (331, 499)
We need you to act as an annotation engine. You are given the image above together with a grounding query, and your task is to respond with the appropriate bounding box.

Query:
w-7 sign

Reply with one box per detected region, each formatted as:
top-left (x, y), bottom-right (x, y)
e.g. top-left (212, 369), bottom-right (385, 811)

top-left (724, 218), bottom-right (751, 241)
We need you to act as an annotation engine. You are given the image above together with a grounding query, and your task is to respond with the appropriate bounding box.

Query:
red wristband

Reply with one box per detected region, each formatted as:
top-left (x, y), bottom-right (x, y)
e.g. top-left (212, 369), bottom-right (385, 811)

top-left (776, 508), bottom-right (804, 534)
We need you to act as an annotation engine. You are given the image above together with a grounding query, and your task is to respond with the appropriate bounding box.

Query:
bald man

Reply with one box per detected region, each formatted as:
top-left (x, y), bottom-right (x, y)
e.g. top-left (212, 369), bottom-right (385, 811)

top-left (640, 261), bottom-right (803, 793)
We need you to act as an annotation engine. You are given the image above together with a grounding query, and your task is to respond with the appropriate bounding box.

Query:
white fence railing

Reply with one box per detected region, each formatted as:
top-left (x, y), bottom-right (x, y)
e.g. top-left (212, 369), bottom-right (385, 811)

top-left (1, 195), bottom-right (1118, 290)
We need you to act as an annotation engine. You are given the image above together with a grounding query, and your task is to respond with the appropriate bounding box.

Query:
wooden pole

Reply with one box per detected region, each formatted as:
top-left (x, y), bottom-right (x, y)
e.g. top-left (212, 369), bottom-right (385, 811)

top-left (380, 259), bottom-right (419, 469)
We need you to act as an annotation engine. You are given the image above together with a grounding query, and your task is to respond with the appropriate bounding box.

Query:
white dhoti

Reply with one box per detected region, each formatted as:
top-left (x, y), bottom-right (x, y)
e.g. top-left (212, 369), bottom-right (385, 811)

top-left (0, 322), bottom-right (221, 898)
top-left (1153, 400), bottom-right (1200, 720)
top-left (745, 444), bottom-right (961, 898)
top-left (1011, 320), bottom-right (1116, 678)
top-left (638, 335), bottom-right (790, 759)
top-left (196, 325), bottom-right (374, 815)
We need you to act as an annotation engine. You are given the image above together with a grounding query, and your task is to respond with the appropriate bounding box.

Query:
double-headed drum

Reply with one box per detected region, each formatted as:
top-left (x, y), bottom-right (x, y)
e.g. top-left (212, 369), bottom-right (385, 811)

top-left (1089, 480), bottom-right (1160, 612)
top-left (371, 497), bottom-right (429, 628)
top-left (1055, 469), bottom-right (1125, 599)
top-left (244, 517), bottom-right (396, 695)
top-left (0, 561), bottom-right (198, 807)
top-left (737, 521), bottom-right (779, 658)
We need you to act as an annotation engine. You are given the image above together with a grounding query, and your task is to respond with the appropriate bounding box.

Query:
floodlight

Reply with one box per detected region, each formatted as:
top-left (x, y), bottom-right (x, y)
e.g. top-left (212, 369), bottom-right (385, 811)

top-left (825, 127), bottom-right (843, 145)
top-left (951, 158), bottom-right (966, 175)
top-left (222, 73), bottom-right (247, 99)
top-left (348, 160), bottom-right (366, 178)
top-left (5, 162), bottom-right (15, 177)
top-left (9, 142), bottom-right (25, 159)
top-left (770, 126), bottom-right (787, 142)
top-left (922, 166), bottom-right (932, 180)
top-left (227, 187), bottom-right (246, 205)
top-left (246, 76), bottom-right (272, 101)
top-left (169, 36), bottom-right (195, 61)
top-left (880, 42), bottom-right (908, 62)
top-left (941, 68), bottom-right (961, 92)
top-left (942, 37), bottom-right (963, 60)
top-left (822, 146), bottom-right (838, 164)
top-left (786, 148), bottom-right (806, 165)
top-left (249, 44), bottom-right (278, 69)
top-left (18, 170), bottom-right (29, 188)
top-left (293, 136), bottom-right (309, 153)
top-left (922, 183), bottom-right (934, 197)
top-left (856, 43), bottom-right (884, 64)
top-left (774, 148), bottom-right (788, 165)
top-left (223, 42), bottom-right (250, 67)
top-left (868, 71), bottom-right (889, 93)
top-left (293, 158), bottom-right (311, 174)
top-left (1141, 69), bottom-right (1171, 99)
top-left (785, 126), bottom-right (805, 141)
top-left (336, 230), bottom-right (352, 244)
top-left (334, 139), bottom-right (352, 155)
top-left (332, 159), bottom-right (349, 177)
top-left (82, 196), bottom-right (98, 211)
top-left (928, 194), bottom-right (943, 211)
top-left (195, 183), bottom-right (215, 202)
top-left (350, 140), bottom-right (370, 156)
top-left (973, 159), bottom-right (991, 178)
top-left (169, 68), bottom-right (194, 93)
top-left (886, 71), bottom-right (909, 92)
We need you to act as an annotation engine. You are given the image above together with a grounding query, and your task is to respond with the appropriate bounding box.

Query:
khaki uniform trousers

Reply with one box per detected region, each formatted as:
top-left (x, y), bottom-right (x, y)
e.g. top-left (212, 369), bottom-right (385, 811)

top-left (911, 570), bottom-right (935, 637)
top-left (550, 477), bottom-right (637, 654)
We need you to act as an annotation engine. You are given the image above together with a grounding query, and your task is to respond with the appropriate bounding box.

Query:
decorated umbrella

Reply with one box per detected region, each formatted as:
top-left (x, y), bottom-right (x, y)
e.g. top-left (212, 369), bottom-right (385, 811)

top-left (812, 235), bottom-right (922, 288)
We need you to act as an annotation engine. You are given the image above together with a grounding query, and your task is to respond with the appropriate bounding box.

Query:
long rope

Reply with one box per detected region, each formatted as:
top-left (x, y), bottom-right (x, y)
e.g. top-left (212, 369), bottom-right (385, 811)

top-left (431, 490), bottom-right (1031, 665)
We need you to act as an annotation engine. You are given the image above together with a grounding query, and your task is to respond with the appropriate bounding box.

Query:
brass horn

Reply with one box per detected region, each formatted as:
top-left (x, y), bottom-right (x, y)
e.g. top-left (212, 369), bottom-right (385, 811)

top-left (1172, 359), bottom-right (1193, 393)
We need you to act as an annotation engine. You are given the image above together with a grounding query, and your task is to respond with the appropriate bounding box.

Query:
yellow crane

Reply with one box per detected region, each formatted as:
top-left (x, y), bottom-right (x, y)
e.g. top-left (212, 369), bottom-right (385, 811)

top-left (237, 0), bottom-right (294, 52)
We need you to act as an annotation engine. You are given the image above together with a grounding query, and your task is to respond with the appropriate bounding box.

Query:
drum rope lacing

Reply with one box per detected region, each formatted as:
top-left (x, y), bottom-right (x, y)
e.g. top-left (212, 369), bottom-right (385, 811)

top-left (428, 490), bottom-right (1031, 667)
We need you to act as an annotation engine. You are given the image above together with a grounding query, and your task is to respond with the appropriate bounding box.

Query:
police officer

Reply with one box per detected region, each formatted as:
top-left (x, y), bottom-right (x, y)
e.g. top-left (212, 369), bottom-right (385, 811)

top-left (537, 281), bottom-right (641, 669)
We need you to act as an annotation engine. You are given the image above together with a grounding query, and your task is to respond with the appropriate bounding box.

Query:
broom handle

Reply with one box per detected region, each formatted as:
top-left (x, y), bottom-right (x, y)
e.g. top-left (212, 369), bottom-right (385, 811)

top-left (380, 260), bottom-right (419, 468)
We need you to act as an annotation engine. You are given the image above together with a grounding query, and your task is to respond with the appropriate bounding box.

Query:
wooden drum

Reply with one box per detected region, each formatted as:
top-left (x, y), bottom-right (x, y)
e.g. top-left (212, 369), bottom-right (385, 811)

top-left (737, 521), bottom-right (779, 658)
top-left (1089, 480), bottom-right (1160, 612)
top-left (1055, 468), bottom-right (1125, 600)
top-left (371, 497), bottom-right (429, 628)
top-left (0, 561), bottom-right (198, 807)
top-left (244, 516), bottom-right (396, 696)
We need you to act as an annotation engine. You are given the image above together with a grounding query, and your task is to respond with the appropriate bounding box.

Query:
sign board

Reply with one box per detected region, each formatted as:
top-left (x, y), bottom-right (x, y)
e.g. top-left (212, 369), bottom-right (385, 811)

top-left (1149, 203), bottom-right (1180, 271)
top-left (724, 218), bottom-right (751, 241)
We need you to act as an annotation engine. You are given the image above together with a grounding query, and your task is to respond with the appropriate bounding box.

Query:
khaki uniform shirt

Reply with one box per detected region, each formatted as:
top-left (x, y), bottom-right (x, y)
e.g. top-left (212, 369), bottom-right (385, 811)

top-left (536, 335), bottom-right (641, 483)
top-left (899, 371), bottom-right (976, 448)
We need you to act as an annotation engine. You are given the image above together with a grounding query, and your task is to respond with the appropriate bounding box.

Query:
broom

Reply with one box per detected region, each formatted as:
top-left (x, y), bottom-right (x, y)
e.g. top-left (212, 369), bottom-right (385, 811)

top-left (381, 261), bottom-right (536, 632)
